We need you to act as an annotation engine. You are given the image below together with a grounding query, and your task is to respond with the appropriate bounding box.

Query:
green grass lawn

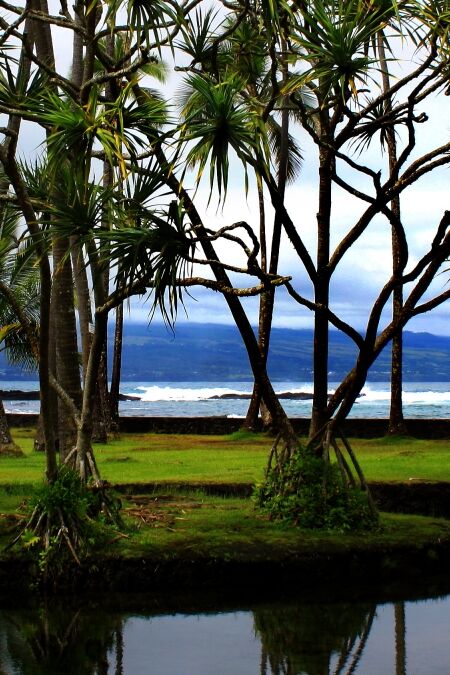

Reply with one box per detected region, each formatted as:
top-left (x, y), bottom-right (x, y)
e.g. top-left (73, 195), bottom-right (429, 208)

top-left (3, 428), bottom-right (450, 488)
top-left (1, 484), bottom-right (449, 566)
top-left (113, 491), bottom-right (450, 560)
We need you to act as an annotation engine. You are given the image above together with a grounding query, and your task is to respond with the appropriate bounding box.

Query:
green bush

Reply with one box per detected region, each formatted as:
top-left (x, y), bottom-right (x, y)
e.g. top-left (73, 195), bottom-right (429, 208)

top-left (254, 446), bottom-right (379, 532)
top-left (19, 469), bottom-right (121, 580)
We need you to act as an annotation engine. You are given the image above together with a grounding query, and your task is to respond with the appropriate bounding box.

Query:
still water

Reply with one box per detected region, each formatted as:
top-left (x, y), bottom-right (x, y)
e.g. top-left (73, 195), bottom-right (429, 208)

top-left (0, 593), bottom-right (449, 674)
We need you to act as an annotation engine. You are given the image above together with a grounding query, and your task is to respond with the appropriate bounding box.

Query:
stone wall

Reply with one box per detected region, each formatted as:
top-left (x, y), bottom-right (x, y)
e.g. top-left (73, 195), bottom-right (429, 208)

top-left (7, 414), bottom-right (450, 438)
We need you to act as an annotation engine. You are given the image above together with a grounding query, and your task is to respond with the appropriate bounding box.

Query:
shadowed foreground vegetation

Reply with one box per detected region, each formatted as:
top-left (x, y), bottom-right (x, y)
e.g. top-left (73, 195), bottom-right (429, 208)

top-left (0, 429), bottom-right (448, 572)
top-left (0, 427), bottom-right (449, 595)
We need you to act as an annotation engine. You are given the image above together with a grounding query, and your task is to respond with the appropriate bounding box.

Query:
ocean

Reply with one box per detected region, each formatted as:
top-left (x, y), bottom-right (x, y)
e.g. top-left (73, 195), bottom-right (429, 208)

top-left (3, 381), bottom-right (450, 419)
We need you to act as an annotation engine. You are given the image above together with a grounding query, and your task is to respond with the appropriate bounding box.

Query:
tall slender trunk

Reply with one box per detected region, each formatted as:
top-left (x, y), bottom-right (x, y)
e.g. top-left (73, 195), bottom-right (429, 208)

top-left (245, 35), bottom-right (290, 431)
top-left (52, 236), bottom-right (83, 462)
top-left (40, 251), bottom-right (57, 482)
top-left (109, 302), bottom-right (124, 431)
top-left (71, 242), bottom-right (92, 382)
top-left (35, 286), bottom-right (58, 454)
top-left (244, 181), bottom-right (267, 430)
top-left (310, 146), bottom-right (332, 438)
top-left (378, 33), bottom-right (407, 435)
top-left (27, 0), bottom-right (58, 477)
top-left (75, 311), bottom-right (108, 480)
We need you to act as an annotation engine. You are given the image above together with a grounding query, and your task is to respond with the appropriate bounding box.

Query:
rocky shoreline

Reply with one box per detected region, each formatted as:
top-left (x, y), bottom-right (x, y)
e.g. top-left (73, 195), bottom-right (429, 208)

top-left (0, 389), bottom-right (140, 401)
top-left (0, 389), bottom-right (360, 402)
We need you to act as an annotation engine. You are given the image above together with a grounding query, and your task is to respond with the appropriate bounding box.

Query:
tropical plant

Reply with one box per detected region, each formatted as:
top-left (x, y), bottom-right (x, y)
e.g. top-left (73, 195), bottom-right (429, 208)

top-left (0, 0), bottom-right (295, 559)
top-left (0, 201), bottom-right (39, 456)
top-left (174, 0), bottom-right (450, 520)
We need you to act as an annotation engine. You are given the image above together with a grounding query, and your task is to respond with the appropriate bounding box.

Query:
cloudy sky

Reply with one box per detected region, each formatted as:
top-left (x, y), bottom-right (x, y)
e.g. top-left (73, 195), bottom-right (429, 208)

top-left (131, 93), bottom-right (450, 337)
top-left (125, 30), bottom-right (450, 337)
top-left (12, 4), bottom-right (450, 337)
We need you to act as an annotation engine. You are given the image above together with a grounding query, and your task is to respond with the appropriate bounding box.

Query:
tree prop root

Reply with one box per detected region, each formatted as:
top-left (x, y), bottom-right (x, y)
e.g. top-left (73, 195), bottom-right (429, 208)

top-left (306, 423), bottom-right (378, 519)
top-left (6, 504), bottom-right (85, 567)
top-left (259, 421), bottom-right (378, 530)
top-left (5, 470), bottom-right (124, 578)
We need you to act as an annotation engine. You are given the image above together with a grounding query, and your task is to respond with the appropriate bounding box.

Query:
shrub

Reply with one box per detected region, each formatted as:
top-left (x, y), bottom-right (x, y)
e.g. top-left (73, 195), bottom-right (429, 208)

top-left (17, 469), bottom-right (121, 582)
top-left (254, 446), bottom-right (379, 532)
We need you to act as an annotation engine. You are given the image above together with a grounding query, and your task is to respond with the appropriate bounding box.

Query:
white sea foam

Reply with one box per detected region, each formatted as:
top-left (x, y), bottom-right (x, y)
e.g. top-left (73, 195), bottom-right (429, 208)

top-left (135, 385), bottom-right (246, 402)
top-left (3, 380), bottom-right (450, 417)
top-left (134, 383), bottom-right (317, 402)
top-left (360, 385), bottom-right (450, 404)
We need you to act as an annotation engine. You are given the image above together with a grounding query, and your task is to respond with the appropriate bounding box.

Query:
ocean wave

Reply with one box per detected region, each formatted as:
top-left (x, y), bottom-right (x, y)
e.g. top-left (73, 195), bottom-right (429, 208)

top-left (135, 385), bottom-right (246, 402)
top-left (360, 385), bottom-right (450, 404)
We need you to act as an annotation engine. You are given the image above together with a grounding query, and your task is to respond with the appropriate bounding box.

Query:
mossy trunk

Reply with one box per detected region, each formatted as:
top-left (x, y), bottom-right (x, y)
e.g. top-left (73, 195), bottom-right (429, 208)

top-left (0, 399), bottom-right (23, 456)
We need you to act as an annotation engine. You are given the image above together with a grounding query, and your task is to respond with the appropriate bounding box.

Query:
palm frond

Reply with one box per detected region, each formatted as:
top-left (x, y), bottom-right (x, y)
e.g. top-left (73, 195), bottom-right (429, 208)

top-left (41, 166), bottom-right (113, 240)
top-left (0, 61), bottom-right (47, 110)
top-left (179, 74), bottom-right (265, 202)
top-left (0, 238), bottom-right (40, 373)
top-left (176, 6), bottom-right (220, 64)
top-left (104, 0), bottom-right (178, 51)
top-left (219, 15), bottom-right (269, 86)
top-left (0, 202), bottom-right (19, 261)
top-left (288, 0), bottom-right (396, 103)
top-left (98, 199), bottom-right (194, 324)
top-left (267, 119), bottom-right (303, 184)
top-left (0, 326), bottom-right (38, 371)
top-left (122, 159), bottom-right (172, 213)
top-left (416, 0), bottom-right (450, 53)
top-left (349, 95), bottom-right (400, 153)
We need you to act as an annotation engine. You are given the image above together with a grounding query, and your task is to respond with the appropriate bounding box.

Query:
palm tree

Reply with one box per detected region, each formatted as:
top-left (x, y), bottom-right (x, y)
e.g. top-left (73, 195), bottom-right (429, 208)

top-left (0, 202), bottom-right (39, 457)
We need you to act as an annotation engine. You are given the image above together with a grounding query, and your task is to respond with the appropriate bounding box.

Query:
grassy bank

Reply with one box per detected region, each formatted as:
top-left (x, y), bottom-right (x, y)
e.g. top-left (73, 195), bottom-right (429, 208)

top-left (1, 485), bottom-right (450, 596)
top-left (1, 429), bottom-right (450, 592)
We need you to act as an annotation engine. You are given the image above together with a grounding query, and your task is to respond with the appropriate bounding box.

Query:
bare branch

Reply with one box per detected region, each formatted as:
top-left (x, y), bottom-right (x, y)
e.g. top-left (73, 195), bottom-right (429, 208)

top-left (285, 281), bottom-right (365, 349)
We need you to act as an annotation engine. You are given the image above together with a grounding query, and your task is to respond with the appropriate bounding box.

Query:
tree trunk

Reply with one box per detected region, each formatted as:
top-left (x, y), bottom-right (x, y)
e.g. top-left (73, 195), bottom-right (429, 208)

top-left (40, 256), bottom-right (58, 482)
top-left (245, 31), bottom-right (290, 432)
top-left (71, 241), bottom-right (92, 383)
top-left (244, 181), bottom-right (268, 431)
top-left (52, 236), bottom-right (83, 463)
top-left (92, 341), bottom-right (109, 443)
top-left (75, 312), bottom-right (108, 481)
top-left (377, 33), bottom-right (407, 436)
top-left (0, 399), bottom-right (23, 456)
top-left (109, 302), bottom-right (124, 432)
top-left (310, 146), bottom-right (332, 438)
top-left (34, 284), bottom-right (59, 453)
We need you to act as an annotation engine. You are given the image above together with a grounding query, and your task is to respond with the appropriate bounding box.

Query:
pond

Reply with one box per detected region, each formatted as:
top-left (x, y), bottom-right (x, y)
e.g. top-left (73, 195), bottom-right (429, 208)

top-left (0, 590), bottom-right (449, 674)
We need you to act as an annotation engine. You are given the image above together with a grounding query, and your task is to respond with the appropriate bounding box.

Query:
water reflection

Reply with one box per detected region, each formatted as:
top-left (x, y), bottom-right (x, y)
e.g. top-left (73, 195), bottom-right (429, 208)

top-left (254, 603), bottom-right (376, 675)
top-left (0, 601), bottom-right (123, 674)
top-left (0, 594), bottom-right (447, 674)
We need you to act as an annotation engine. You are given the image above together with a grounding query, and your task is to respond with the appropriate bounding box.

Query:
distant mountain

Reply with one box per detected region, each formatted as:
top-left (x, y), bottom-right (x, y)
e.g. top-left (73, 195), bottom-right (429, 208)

top-left (1, 323), bottom-right (449, 382)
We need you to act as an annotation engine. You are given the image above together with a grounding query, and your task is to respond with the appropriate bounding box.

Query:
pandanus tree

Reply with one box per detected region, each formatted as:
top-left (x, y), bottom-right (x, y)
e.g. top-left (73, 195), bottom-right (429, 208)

top-left (175, 0), bottom-right (450, 525)
top-left (0, 0), bottom-right (181, 484)
top-left (0, 0), bottom-right (298, 561)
